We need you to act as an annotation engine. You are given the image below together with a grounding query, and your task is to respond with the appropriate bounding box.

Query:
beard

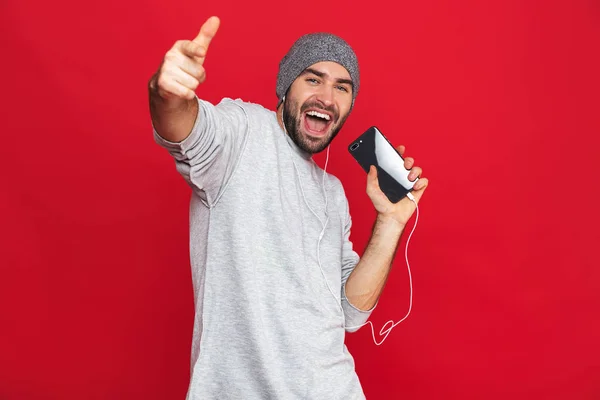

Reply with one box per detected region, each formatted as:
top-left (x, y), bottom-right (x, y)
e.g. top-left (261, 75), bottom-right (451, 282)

top-left (282, 97), bottom-right (349, 154)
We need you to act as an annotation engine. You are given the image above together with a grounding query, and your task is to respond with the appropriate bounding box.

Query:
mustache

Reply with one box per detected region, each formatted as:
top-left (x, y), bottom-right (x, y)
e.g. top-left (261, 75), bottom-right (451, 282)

top-left (300, 102), bottom-right (339, 122)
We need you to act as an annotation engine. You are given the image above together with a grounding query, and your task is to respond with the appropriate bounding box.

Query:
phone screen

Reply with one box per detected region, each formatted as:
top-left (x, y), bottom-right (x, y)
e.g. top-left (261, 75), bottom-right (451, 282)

top-left (348, 126), bottom-right (418, 203)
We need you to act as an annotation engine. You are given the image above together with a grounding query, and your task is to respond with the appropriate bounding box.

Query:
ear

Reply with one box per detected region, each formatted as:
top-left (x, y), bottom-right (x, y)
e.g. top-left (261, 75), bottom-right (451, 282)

top-left (277, 95), bottom-right (286, 111)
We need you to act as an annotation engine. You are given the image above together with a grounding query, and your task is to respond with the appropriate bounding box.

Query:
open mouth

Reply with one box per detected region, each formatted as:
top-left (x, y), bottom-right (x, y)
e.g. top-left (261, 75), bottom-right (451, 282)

top-left (303, 109), bottom-right (333, 137)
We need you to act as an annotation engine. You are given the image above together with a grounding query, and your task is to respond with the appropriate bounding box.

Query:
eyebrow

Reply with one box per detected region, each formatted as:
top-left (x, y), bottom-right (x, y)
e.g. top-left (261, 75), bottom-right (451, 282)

top-left (302, 68), bottom-right (354, 88)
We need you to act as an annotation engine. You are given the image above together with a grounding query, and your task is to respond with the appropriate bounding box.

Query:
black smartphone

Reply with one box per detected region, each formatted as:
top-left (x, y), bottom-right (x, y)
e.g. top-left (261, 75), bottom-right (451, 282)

top-left (348, 126), bottom-right (419, 203)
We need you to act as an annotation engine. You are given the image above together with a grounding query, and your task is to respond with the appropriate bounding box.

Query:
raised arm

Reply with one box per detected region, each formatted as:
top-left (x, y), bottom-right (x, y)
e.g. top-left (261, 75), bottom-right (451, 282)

top-left (148, 16), bottom-right (220, 143)
top-left (344, 146), bottom-right (429, 311)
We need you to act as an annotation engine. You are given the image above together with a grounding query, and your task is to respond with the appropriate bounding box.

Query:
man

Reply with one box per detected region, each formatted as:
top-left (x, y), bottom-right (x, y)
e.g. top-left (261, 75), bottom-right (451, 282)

top-left (148, 16), bottom-right (428, 400)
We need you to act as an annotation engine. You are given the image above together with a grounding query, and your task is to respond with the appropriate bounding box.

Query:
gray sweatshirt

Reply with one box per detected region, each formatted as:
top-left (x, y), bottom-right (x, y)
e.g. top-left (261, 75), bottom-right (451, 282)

top-left (154, 97), bottom-right (374, 399)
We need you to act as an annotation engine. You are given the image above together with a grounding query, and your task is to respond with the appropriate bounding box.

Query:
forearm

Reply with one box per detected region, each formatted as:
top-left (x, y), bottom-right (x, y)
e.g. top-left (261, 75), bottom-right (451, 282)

top-left (148, 75), bottom-right (199, 143)
top-left (344, 215), bottom-right (405, 310)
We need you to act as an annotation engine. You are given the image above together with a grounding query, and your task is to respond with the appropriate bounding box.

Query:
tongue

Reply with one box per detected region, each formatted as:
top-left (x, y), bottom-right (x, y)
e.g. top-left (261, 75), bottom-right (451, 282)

top-left (306, 115), bottom-right (328, 132)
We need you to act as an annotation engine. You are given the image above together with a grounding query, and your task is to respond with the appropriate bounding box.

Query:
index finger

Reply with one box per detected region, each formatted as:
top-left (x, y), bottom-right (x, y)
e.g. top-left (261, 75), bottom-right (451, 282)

top-left (192, 16), bottom-right (220, 51)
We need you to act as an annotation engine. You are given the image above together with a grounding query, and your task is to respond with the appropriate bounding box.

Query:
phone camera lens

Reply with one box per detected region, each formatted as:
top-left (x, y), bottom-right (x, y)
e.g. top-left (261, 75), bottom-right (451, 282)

top-left (350, 143), bottom-right (359, 151)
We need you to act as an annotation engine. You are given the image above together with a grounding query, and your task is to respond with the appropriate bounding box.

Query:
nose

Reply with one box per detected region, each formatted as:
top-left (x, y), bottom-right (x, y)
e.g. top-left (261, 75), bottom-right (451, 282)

top-left (315, 85), bottom-right (335, 108)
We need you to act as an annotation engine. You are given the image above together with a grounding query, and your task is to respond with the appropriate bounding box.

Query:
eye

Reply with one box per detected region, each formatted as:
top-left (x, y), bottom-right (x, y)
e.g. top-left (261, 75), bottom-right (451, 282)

top-left (336, 85), bottom-right (349, 93)
top-left (306, 77), bottom-right (319, 84)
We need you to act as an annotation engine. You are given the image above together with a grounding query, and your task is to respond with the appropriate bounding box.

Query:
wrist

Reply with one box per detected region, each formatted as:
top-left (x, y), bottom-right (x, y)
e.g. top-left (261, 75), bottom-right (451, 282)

top-left (150, 87), bottom-right (194, 114)
top-left (375, 213), bottom-right (406, 232)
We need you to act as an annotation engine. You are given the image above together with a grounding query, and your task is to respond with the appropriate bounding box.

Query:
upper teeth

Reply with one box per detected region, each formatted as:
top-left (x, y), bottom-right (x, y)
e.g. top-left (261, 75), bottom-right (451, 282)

top-left (307, 110), bottom-right (330, 121)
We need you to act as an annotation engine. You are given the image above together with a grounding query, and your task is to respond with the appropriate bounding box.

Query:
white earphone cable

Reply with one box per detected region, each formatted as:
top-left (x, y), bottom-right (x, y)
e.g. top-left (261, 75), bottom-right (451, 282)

top-left (344, 192), bottom-right (418, 345)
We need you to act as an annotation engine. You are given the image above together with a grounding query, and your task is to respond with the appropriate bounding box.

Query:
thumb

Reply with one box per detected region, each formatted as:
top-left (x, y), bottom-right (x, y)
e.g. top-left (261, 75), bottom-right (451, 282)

top-left (192, 16), bottom-right (220, 50)
top-left (366, 165), bottom-right (381, 193)
top-left (367, 165), bottom-right (378, 183)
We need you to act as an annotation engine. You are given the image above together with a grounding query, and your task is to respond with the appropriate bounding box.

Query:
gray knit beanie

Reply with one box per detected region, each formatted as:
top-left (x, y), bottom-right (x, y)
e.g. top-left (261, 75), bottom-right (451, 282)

top-left (276, 33), bottom-right (360, 107)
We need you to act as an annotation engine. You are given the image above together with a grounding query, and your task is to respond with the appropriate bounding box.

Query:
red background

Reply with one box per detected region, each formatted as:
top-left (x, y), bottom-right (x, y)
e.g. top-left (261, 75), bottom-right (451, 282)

top-left (2, 0), bottom-right (599, 398)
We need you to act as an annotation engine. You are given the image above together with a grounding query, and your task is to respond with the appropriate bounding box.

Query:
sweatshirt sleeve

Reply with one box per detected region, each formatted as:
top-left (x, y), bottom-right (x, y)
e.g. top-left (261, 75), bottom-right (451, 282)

top-left (153, 97), bottom-right (249, 206)
top-left (340, 197), bottom-right (376, 333)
